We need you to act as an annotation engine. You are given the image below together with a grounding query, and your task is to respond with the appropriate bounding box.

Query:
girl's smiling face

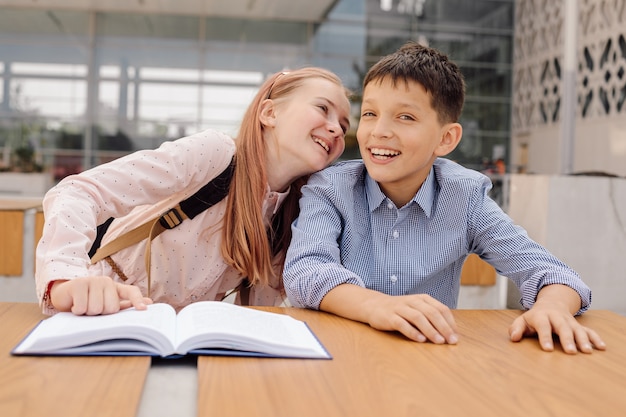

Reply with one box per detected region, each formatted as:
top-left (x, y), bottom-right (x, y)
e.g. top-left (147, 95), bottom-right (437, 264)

top-left (357, 77), bottom-right (462, 207)
top-left (262, 77), bottom-right (351, 191)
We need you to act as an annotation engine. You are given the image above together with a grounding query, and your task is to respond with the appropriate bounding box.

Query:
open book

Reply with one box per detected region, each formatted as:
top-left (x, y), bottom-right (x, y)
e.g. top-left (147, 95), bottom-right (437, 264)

top-left (12, 301), bottom-right (330, 359)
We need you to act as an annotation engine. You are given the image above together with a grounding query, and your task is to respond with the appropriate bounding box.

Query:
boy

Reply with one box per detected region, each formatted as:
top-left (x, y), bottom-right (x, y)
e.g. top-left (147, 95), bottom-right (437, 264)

top-left (283, 42), bottom-right (605, 354)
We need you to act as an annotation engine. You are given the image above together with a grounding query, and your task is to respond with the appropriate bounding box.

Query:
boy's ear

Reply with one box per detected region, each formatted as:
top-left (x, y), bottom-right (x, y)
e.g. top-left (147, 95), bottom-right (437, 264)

top-left (259, 99), bottom-right (277, 128)
top-left (435, 122), bottom-right (463, 157)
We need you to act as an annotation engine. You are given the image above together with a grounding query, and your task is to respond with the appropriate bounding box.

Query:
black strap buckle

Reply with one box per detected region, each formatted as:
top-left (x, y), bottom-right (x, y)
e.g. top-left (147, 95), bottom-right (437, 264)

top-left (159, 208), bottom-right (184, 229)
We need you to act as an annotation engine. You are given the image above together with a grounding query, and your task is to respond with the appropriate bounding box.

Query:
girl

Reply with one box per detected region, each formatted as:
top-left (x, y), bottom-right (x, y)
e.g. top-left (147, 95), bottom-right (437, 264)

top-left (36, 67), bottom-right (351, 315)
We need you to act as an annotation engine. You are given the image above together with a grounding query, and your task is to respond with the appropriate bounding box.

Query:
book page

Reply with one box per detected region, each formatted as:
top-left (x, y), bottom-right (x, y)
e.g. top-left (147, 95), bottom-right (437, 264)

top-left (13, 303), bottom-right (177, 356)
top-left (174, 302), bottom-right (328, 357)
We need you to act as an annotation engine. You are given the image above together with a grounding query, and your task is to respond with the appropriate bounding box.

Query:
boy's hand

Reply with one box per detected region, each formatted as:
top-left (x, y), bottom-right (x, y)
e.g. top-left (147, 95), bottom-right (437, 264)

top-left (509, 289), bottom-right (607, 354)
top-left (320, 285), bottom-right (458, 345)
top-left (366, 294), bottom-right (459, 344)
top-left (50, 277), bottom-right (153, 316)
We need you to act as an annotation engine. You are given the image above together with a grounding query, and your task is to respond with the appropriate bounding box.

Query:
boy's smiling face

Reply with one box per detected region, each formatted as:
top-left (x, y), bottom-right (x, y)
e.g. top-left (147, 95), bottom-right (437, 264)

top-left (357, 77), bottom-right (462, 207)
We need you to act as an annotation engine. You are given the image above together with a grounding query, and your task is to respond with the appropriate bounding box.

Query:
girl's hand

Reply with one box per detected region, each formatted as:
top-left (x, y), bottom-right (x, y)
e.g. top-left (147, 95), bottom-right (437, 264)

top-left (50, 276), bottom-right (152, 315)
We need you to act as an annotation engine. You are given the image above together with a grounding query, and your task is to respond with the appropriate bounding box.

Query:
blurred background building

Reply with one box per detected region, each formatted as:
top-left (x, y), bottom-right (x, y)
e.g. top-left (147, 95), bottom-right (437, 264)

top-left (0, 0), bottom-right (514, 184)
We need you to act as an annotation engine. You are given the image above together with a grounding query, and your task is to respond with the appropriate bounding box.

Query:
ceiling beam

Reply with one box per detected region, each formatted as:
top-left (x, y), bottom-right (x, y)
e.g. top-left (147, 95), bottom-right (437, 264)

top-left (0, 0), bottom-right (339, 22)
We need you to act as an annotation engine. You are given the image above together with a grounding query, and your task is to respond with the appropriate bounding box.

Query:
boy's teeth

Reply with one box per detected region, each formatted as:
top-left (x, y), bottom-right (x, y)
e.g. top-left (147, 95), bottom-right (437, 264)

top-left (371, 148), bottom-right (399, 156)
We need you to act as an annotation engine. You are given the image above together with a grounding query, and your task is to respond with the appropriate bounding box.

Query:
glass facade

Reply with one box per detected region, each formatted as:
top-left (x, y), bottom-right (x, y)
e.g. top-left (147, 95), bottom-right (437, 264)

top-left (0, 0), bottom-right (513, 182)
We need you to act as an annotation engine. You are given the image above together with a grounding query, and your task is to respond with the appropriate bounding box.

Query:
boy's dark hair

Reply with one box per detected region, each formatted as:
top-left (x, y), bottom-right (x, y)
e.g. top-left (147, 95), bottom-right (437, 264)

top-left (363, 41), bottom-right (466, 123)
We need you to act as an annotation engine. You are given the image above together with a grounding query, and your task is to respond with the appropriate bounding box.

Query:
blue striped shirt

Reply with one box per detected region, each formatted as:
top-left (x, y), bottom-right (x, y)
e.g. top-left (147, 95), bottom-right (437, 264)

top-left (284, 158), bottom-right (591, 313)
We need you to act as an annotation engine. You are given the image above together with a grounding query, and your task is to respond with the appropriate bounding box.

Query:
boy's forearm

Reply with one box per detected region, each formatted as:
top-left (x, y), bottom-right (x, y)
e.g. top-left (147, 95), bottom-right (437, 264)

top-left (535, 284), bottom-right (582, 315)
top-left (319, 284), bottom-right (386, 324)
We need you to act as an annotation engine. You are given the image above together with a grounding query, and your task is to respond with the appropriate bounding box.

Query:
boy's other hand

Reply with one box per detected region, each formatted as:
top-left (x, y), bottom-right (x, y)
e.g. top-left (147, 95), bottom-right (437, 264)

top-left (509, 300), bottom-right (607, 354)
top-left (50, 277), bottom-right (153, 316)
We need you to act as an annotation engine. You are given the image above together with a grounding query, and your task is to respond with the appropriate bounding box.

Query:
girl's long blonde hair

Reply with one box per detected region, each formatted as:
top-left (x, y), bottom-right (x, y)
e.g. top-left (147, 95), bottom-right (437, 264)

top-left (221, 67), bottom-right (349, 288)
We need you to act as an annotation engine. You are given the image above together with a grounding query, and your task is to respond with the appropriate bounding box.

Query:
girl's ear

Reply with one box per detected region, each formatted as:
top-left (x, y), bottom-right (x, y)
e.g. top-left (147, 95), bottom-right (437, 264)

top-left (435, 122), bottom-right (463, 157)
top-left (259, 99), bottom-right (277, 128)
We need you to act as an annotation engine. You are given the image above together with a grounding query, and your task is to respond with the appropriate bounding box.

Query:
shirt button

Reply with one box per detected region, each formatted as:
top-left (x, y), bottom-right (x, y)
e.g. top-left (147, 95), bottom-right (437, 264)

top-left (387, 202), bottom-right (394, 209)
top-left (390, 275), bottom-right (398, 283)
top-left (392, 230), bottom-right (399, 238)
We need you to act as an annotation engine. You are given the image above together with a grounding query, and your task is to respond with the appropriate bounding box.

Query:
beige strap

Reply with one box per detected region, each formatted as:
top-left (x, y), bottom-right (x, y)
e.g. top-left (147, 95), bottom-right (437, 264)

top-left (90, 221), bottom-right (154, 263)
top-left (91, 204), bottom-right (188, 296)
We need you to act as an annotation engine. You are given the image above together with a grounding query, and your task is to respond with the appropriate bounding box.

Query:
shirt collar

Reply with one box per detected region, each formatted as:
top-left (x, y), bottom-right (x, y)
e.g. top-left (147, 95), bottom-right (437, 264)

top-left (364, 167), bottom-right (436, 217)
top-left (415, 168), bottom-right (436, 217)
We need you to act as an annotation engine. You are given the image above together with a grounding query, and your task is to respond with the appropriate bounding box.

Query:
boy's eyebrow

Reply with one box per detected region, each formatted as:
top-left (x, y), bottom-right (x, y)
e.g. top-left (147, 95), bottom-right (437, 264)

top-left (361, 98), bottom-right (423, 112)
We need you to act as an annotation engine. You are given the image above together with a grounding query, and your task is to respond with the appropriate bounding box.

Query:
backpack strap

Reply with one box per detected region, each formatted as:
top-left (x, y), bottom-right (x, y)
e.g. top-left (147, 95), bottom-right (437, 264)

top-left (89, 157), bottom-right (235, 295)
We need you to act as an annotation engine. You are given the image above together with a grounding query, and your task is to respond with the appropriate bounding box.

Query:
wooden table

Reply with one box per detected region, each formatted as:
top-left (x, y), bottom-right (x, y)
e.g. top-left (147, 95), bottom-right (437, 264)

top-left (0, 302), bottom-right (150, 417)
top-left (2, 303), bottom-right (625, 417)
top-left (198, 308), bottom-right (626, 417)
